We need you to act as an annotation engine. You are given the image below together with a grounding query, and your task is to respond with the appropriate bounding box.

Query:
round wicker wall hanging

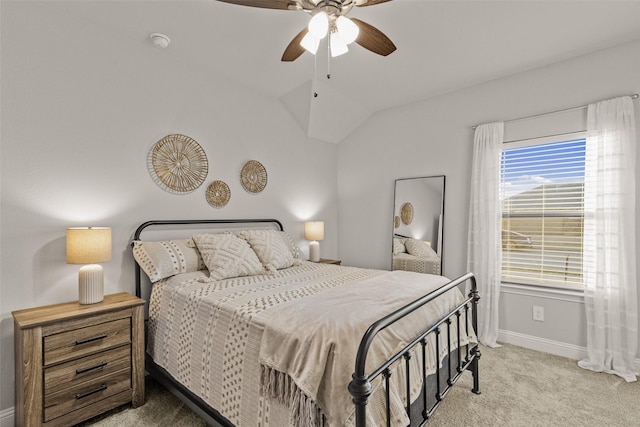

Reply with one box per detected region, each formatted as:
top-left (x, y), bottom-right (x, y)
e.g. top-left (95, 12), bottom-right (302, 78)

top-left (148, 134), bottom-right (208, 194)
top-left (401, 202), bottom-right (414, 225)
top-left (394, 215), bottom-right (400, 228)
top-left (240, 160), bottom-right (268, 193)
top-left (206, 180), bottom-right (231, 208)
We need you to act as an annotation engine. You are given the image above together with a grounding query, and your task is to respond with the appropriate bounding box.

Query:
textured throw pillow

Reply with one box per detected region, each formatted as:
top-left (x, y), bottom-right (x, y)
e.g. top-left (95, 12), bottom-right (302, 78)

top-left (237, 229), bottom-right (295, 272)
top-left (393, 238), bottom-right (407, 255)
top-left (405, 238), bottom-right (438, 258)
top-left (132, 239), bottom-right (206, 282)
top-left (192, 233), bottom-right (264, 280)
top-left (279, 231), bottom-right (304, 260)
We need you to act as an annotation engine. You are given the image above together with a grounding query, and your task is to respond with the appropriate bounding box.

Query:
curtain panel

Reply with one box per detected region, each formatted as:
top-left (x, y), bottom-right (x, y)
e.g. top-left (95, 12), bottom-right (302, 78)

top-left (467, 122), bottom-right (504, 347)
top-left (578, 96), bottom-right (638, 382)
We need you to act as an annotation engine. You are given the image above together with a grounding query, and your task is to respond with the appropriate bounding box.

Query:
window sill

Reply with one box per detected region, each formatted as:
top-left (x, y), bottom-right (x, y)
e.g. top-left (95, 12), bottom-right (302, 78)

top-left (500, 282), bottom-right (584, 304)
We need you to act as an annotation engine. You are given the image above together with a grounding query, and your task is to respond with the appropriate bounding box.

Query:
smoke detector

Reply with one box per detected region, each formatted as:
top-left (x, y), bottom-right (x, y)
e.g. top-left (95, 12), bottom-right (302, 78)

top-left (150, 33), bottom-right (170, 48)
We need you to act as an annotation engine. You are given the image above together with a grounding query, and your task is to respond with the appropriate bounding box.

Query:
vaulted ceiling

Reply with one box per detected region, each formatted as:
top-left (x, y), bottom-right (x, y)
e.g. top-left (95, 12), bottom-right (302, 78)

top-left (43, 0), bottom-right (640, 143)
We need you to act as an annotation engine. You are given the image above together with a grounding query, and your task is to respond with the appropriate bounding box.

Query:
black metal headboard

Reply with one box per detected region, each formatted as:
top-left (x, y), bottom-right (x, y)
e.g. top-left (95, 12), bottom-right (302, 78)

top-left (131, 219), bottom-right (284, 299)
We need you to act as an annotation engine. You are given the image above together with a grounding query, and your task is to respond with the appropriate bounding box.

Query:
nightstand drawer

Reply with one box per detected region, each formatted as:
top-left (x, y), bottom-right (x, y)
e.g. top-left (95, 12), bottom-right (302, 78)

top-left (44, 318), bottom-right (131, 366)
top-left (44, 368), bottom-right (131, 422)
top-left (44, 345), bottom-right (131, 396)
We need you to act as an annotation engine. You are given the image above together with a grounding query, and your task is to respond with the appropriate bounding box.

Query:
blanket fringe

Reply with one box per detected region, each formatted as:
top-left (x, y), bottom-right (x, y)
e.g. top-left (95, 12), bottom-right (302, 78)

top-left (261, 365), bottom-right (326, 427)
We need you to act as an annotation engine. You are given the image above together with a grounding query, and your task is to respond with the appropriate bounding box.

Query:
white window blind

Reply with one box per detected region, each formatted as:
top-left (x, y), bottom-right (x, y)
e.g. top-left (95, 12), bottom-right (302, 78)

top-left (500, 136), bottom-right (587, 288)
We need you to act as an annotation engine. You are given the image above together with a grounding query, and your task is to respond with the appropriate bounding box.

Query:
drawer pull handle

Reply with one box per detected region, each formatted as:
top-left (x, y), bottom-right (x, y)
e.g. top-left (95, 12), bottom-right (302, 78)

top-left (75, 334), bottom-right (108, 345)
top-left (76, 384), bottom-right (107, 400)
top-left (76, 361), bottom-right (108, 375)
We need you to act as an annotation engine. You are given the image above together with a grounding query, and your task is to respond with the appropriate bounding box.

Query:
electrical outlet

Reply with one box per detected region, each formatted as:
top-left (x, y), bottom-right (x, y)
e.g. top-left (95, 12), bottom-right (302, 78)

top-left (532, 306), bottom-right (545, 322)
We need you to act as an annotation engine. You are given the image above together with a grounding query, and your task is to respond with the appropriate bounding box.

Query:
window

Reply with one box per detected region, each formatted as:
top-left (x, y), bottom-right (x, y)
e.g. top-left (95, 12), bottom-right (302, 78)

top-left (500, 133), bottom-right (586, 289)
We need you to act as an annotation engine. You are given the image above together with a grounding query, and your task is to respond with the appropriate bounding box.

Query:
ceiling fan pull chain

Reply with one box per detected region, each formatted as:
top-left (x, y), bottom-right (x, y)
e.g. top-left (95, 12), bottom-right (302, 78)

top-left (327, 41), bottom-right (331, 80)
top-left (313, 52), bottom-right (319, 98)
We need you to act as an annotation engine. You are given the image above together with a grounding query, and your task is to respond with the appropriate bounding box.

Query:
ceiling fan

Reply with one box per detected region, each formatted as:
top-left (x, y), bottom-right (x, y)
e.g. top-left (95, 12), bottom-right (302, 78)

top-left (217, 0), bottom-right (396, 61)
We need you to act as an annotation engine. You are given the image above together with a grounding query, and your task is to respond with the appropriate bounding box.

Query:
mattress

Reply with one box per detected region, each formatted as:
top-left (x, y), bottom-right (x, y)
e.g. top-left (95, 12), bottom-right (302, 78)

top-left (148, 261), bottom-right (474, 427)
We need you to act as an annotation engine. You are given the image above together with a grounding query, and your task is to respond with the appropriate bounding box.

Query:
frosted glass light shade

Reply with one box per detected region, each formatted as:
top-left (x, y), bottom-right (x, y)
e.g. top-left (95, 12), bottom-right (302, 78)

top-left (308, 12), bottom-right (329, 39)
top-left (336, 16), bottom-right (359, 44)
top-left (304, 221), bottom-right (325, 241)
top-left (330, 33), bottom-right (348, 57)
top-left (301, 32), bottom-right (320, 55)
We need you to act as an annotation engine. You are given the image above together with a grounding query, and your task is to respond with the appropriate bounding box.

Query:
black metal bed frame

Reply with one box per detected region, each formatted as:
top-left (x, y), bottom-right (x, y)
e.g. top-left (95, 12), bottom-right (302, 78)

top-left (132, 219), bottom-right (480, 427)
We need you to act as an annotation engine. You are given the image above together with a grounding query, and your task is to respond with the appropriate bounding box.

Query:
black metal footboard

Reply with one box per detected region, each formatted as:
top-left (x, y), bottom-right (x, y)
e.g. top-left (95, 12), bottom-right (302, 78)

top-left (348, 273), bottom-right (480, 427)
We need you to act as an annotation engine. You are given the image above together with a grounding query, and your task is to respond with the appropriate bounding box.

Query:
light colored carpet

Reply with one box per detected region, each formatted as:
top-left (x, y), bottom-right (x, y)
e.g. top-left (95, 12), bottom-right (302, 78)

top-left (81, 343), bottom-right (640, 426)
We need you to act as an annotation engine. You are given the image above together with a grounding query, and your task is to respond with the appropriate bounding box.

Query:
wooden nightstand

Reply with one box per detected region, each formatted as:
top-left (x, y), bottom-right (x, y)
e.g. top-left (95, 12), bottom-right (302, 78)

top-left (12, 293), bottom-right (145, 427)
top-left (318, 258), bottom-right (342, 265)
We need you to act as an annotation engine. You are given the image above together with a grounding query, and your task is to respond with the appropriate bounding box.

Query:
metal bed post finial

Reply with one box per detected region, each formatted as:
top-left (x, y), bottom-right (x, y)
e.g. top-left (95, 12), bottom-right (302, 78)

top-left (348, 374), bottom-right (372, 427)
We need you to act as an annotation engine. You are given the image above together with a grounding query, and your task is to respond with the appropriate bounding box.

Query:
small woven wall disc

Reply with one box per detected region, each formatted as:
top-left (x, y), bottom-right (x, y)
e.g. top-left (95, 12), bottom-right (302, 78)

top-left (240, 160), bottom-right (268, 193)
top-left (206, 180), bottom-right (231, 208)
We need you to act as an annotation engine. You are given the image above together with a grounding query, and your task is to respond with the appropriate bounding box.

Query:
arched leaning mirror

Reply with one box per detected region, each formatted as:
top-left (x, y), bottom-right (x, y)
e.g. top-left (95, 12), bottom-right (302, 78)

top-left (392, 176), bottom-right (445, 275)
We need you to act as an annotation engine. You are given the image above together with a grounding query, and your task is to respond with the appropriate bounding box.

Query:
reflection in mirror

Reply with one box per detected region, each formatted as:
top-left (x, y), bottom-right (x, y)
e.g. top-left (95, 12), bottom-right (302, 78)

top-left (392, 176), bottom-right (445, 275)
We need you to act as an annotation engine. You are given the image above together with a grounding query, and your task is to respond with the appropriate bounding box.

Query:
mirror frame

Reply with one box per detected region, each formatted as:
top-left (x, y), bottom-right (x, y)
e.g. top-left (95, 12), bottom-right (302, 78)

top-left (392, 175), bottom-right (446, 273)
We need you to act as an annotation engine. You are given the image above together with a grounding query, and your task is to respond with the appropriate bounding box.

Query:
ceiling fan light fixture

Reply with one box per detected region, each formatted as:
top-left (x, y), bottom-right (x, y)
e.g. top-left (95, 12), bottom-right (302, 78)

top-left (308, 11), bottom-right (329, 39)
top-left (335, 16), bottom-right (359, 44)
top-left (300, 32), bottom-right (320, 55)
top-left (330, 32), bottom-right (348, 57)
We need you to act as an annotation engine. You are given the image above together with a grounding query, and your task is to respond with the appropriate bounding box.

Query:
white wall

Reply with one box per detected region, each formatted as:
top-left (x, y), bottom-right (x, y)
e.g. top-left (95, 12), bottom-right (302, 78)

top-left (0, 2), bottom-right (338, 414)
top-left (338, 40), bottom-right (640, 356)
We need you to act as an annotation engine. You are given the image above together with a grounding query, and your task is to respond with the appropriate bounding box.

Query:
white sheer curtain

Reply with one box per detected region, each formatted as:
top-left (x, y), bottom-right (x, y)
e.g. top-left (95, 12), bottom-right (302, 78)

top-left (578, 96), bottom-right (638, 382)
top-left (467, 122), bottom-right (504, 348)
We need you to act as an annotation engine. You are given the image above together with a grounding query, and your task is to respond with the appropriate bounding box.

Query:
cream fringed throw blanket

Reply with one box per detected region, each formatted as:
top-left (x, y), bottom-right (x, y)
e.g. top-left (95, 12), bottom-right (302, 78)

top-left (148, 262), bottom-right (475, 427)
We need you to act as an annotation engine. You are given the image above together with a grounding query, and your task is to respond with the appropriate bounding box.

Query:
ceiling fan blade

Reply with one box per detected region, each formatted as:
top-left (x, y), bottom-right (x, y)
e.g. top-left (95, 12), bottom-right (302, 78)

top-left (351, 18), bottom-right (396, 56)
top-left (282, 28), bottom-right (308, 62)
top-left (216, 0), bottom-right (297, 10)
top-left (356, 0), bottom-right (393, 7)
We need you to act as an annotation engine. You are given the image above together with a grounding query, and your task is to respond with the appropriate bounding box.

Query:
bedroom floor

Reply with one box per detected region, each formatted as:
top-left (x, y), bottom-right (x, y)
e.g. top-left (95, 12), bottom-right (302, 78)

top-left (79, 343), bottom-right (640, 427)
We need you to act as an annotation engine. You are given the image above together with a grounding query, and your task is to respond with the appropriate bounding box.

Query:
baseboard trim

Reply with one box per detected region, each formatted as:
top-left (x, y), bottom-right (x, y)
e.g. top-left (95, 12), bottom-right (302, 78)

top-left (498, 329), bottom-right (586, 360)
top-left (0, 407), bottom-right (14, 427)
top-left (498, 329), bottom-right (640, 370)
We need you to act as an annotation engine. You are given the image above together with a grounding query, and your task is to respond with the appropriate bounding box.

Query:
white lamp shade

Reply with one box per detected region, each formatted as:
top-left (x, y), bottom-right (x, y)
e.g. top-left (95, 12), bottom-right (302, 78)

top-left (66, 227), bottom-right (112, 264)
top-left (300, 32), bottom-right (320, 55)
top-left (308, 11), bottom-right (329, 39)
top-left (330, 33), bottom-right (349, 57)
top-left (305, 221), bottom-right (325, 241)
top-left (336, 16), bottom-right (359, 44)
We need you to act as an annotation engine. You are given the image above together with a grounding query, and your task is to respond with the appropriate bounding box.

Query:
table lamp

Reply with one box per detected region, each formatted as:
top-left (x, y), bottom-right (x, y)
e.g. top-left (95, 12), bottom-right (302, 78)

top-left (66, 227), bottom-right (112, 304)
top-left (304, 221), bottom-right (324, 262)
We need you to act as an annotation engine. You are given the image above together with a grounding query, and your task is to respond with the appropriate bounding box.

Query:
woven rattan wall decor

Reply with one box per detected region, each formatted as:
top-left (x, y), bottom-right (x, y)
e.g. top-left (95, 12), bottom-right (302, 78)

top-left (240, 160), bottom-right (268, 193)
top-left (206, 180), bottom-right (231, 208)
top-left (394, 215), bottom-right (400, 228)
top-left (148, 134), bottom-right (208, 194)
top-left (401, 202), bottom-right (414, 225)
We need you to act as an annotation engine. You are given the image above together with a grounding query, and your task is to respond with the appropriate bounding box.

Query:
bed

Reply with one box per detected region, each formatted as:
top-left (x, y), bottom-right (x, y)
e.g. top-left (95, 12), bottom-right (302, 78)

top-left (392, 236), bottom-right (442, 275)
top-left (132, 219), bottom-right (480, 427)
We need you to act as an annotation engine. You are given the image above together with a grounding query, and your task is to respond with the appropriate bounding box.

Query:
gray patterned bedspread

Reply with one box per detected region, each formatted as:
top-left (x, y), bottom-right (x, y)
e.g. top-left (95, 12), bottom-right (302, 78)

top-left (148, 262), bottom-right (475, 427)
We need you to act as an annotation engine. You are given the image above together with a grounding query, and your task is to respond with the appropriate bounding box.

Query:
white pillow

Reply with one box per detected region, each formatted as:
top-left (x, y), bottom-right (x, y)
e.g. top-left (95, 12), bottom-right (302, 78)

top-left (404, 238), bottom-right (438, 258)
top-left (393, 238), bottom-right (407, 255)
top-left (237, 229), bottom-right (295, 272)
top-left (192, 233), bottom-right (264, 280)
top-left (132, 239), bottom-right (206, 282)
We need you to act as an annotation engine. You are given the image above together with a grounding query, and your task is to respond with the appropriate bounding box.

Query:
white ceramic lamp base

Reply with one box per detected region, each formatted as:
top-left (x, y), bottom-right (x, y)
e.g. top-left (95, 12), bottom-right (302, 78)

top-left (309, 240), bottom-right (320, 262)
top-left (78, 264), bottom-right (104, 304)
